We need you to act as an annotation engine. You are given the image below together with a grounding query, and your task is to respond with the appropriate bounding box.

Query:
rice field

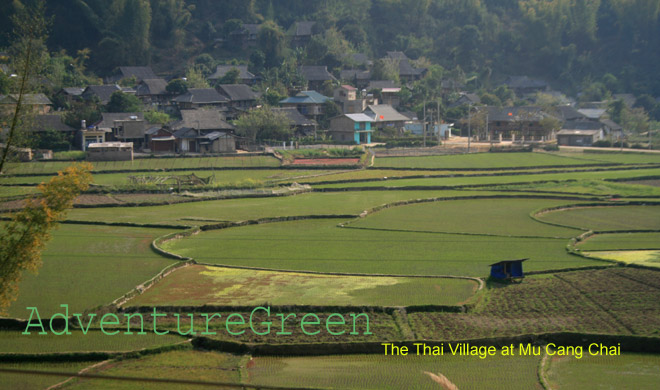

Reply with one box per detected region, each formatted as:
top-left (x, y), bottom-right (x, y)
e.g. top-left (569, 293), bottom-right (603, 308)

top-left (6, 224), bottom-right (177, 318)
top-left (0, 331), bottom-right (185, 354)
top-left (583, 250), bottom-right (660, 268)
top-left (0, 361), bottom-right (96, 390)
top-left (350, 198), bottom-right (584, 238)
top-left (245, 351), bottom-right (542, 389)
top-left (63, 190), bottom-right (505, 226)
top-left (373, 152), bottom-right (611, 169)
top-left (545, 352), bottom-right (660, 389)
top-left (537, 205), bottom-right (660, 231)
top-left (315, 167), bottom-right (660, 189)
top-left (3, 151), bottom-right (660, 388)
top-left (577, 232), bottom-right (660, 251)
top-left (3, 155), bottom-right (280, 175)
top-left (125, 265), bottom-right (478, 307)
top-left (162, 218), bottom-right (598, 277)
top-left (62, 350), bottom-right (245, 390)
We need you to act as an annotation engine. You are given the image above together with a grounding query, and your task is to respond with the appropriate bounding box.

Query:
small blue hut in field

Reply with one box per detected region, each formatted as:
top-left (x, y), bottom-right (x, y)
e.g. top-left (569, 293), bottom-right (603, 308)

top-left (489, 259), bottom-right (528, 280)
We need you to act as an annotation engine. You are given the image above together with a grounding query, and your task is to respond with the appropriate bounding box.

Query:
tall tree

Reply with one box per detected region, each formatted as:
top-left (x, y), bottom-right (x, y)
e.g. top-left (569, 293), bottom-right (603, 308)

top-left (0, 0), bottom-right (49, 174)
top-left (258, 21), bottom-right (285, 68)
top-left (0, 163), bottom-right (93, 314)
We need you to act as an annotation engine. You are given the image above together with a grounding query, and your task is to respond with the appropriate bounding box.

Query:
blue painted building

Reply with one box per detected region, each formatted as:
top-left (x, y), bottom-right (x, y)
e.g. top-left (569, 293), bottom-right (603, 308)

top-left (489, 259), bottom-right (528, 280)
top-left (329, 113), bottom-right (374, 145)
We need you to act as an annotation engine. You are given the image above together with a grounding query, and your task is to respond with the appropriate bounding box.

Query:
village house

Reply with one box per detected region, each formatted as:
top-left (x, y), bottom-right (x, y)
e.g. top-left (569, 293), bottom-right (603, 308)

top-left (32, 114), bottom-right (75, 134)
top-left (290, 21), bottom-right (317, 47)
top-left (95, 112), bottom-right (147, 150)
top-left (577, 108), bottom-right (607, 121)
top-left (86, 142), bottom-right (134, 161)
top-left (279, 90), bottom-right (332, 121)
top-left (144, 127), bottom-right (176, 154)
top-left (340, 69), bottom-right (371, 90)
top-left (485, 106), bottom-right (553, 142)
top-left (208, 65), bottom-right (257, 85)
top-left (333, 85), bottom-right (377, 114)
top-left (298, 66), bottom-right (337, 91)
top-left (600, 119), bottom-right (624, 139)
top-left (329, 113), bottom-right (374, 145)
top-left (504, 76), bottom-right (548, 97)
top-left (136, 78), bottom-right (170, 106)
top-left (229, 23), bottom-right (261, 48)
top-left (440, 79), bottom-right (465, 96)
top-left (82, 85), bottom-right (122, 105)
top-left (77, 126), bottom-right (106, 151)
top-left (364, 104), bottom-right (409, 135)
top-left (0, 93), bottom-right (52, 115)
top-left (272, 107), bottom-right (318, 138)
top-left (173, 128), bottom-right (237, 154)
top-left (557, 121), bottom-right (604, 146)
top-left (106, 66), bottom-right (158, 84)
top-left (216, 84), bottom-right (260, 119)
top-left (553, 105), bottom-right (588, 122)
top-left (384, 52), bottom-right (427, 83)
top-left (172, 88), bottom-right (229, 111)
top-left (54, 87), bottom-right (85, 106)
top-left (448, 93), bottom-right (480, 108)
top-left (367, 80), bottom-right (401, 107)
top-left (171, 109), bottom-right (236, 153)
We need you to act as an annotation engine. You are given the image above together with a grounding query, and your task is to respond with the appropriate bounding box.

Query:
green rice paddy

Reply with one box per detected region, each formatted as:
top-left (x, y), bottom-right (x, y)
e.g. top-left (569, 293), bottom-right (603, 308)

top-left (126, 265), bottom-right (478, 307)
top-left (350, 198), bottom-right (583, 238)
top-left (538, 205), bottom-right (660, 231)
top-left (246, 351), bottom-right (542, 389)
top-left (162, 218), bottom-right (599, 277)
top-left (545, 353), bottom-right (660, 389)
top-left (6, 224), bottom-right (177, 318)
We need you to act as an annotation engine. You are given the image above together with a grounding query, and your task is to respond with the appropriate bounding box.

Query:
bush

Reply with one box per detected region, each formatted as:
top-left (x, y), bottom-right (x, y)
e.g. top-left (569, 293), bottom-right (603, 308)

top-left (53, 151), bottom-right (86, 161)
top-left (631, 143), bottom-right (646, 149)
top-left (543, 144), bottom-right (560, 151)
top-left (489, 145), bottom-right (533, 153)
top-left (592, 140), bottom-right (612, 147)
top-left (380, 139), bottom-right (439, 148)
top-left (612, 141), bottom-right (629, 148)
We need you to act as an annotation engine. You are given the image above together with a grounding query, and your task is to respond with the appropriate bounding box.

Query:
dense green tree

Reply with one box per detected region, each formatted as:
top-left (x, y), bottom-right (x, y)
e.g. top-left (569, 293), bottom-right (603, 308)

top-left (110, 0), bottom-right (152, 65)
top-left (144, 109), bottom-right (171, 125)
top-left (106, 91), bottom-right (142, 112)
top-left (64, 100), bottom-right (102, 129)
top-left (257, 21), bottom-right (285, 68)
top-left (218, 68), bottom-right (240, 85)
top-left (634, 94), bottom-right (657, 114)
top-left (166, 79), bottom-right (187, 95)
top-left (234, 106), bottom-right (291, 142)
top-left (149, 0), bottom-right (191, 48)
top-left (479, 92), bottom-right (501, 107)
top-left (184, 66), bottom-right (209, 88)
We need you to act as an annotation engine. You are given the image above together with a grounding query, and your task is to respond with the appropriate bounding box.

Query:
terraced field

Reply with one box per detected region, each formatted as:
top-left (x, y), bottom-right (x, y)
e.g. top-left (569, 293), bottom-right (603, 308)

top-left (162, 218), bottom-right (597, 276)
top-left (2, 151), bottom-right (660, 389)
top-left (126, 265), bottom-right (479, 307)
top-left (7, 224), bottom-right (177, 318)
top-left (537, 205), bottom-right (660, 231)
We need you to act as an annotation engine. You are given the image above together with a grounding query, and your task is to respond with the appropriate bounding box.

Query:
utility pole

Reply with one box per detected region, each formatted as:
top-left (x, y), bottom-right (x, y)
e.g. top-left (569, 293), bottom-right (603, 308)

top-left (423, 100), bottom-right (427, 147)
top-left (437, 100), bottom-right (441, 143)
top-left (467, 103), bottom-right (472, 153)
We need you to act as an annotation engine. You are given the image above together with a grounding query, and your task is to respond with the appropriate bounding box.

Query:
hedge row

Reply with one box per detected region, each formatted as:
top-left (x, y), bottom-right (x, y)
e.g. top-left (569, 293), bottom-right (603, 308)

top-left (192, 332), bottom-right (660, 356)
